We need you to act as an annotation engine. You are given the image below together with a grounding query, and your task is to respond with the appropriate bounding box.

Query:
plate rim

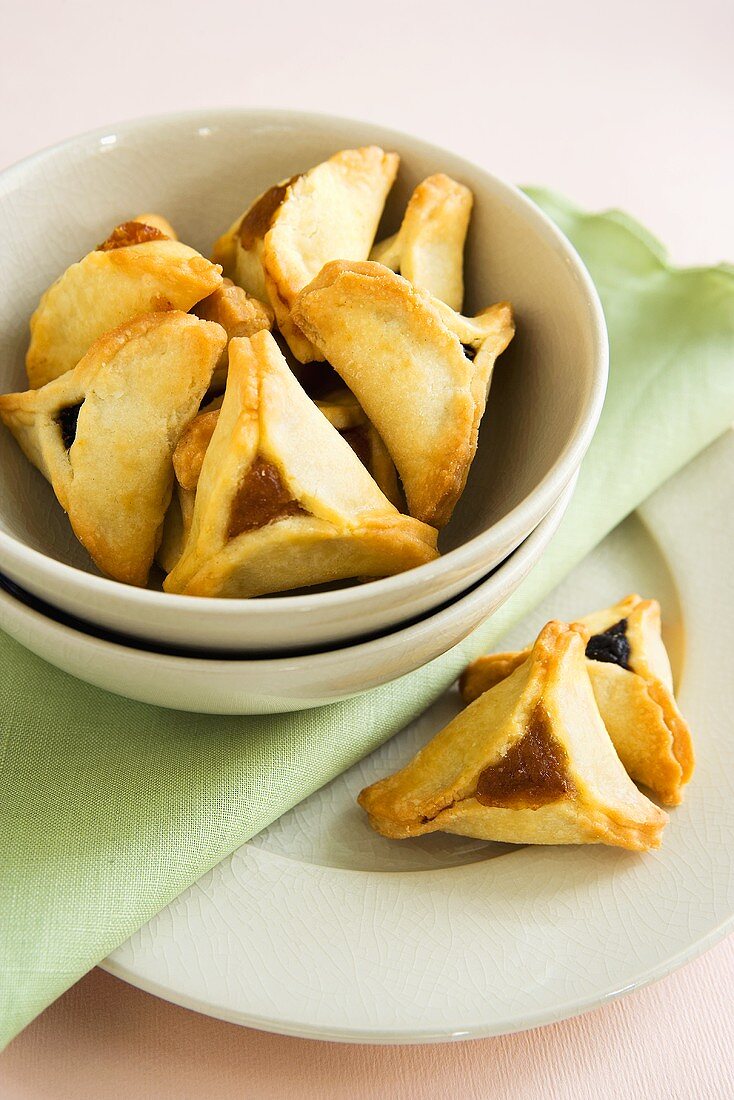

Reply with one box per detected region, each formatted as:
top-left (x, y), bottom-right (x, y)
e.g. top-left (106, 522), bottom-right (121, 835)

top-left (103, 432), bottom-right (734, 1043)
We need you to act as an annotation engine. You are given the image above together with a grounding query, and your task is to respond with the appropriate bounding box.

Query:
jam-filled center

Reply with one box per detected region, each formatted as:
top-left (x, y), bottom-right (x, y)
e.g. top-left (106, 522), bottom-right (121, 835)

top-left (585, 618), bottom-right (631, 669)
top-left (238, 175), bottom-right (301, 249)
top-left (475, 703), bottom-right (572, 809)
top-left (56, 402), bottom-right (83, 450)
top-left (227, 457), bottom-right (305, 538)
top-left (97, 221), bottom-right (168, 251)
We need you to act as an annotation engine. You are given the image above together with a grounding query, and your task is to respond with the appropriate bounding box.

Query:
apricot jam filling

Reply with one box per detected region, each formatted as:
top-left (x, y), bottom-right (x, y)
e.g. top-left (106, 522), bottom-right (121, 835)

top-left (97, 221), bottom-right (168, 251)
top-left (238, 176), bottom-right (302, 249)
top-left (340, 425), bottom-right (371, 468)
top-left (227, 457), bottom-right (305, 538)
top-left (475, 704), bottom-right (572, 809)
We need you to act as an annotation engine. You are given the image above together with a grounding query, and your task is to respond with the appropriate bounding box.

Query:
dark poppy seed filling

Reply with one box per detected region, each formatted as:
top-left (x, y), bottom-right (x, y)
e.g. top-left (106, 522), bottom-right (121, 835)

top-left (463, 345), bottom-right (477, 361)
top-left (585, 618), bottom-right (631, 669)
top-left (57, 402), bottom-right (83, 450)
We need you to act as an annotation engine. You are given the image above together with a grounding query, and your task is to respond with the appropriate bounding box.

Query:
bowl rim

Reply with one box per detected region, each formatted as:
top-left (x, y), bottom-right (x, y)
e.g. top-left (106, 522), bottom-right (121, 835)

top-left (0, 107), bottom-right (608, 619)
top-left (0, 474), bottom-right (574, 670)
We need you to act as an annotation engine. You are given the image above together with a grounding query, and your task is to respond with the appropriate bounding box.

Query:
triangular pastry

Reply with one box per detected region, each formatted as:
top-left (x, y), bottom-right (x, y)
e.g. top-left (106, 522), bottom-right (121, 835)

top-left (26, 219), bottom-right (222, 387)
top-left (292, 260), bottom-right (515, 526)
top-left (370, 174), bottom-right (473, 310)
top-left (157, 385), bottom-right (401, 574)
top-left (460, 595), bottom-right (694, 806)
top-left (194, 277), bottom-right (274, 392)
top-left (163, 330), bottom-right (438, 597)
top-left (359, 621), bottom-right (668, 850)
top-left (212, 147), bottom-right (399, 362)
top-left (0, 311), bottom-right (226, 585)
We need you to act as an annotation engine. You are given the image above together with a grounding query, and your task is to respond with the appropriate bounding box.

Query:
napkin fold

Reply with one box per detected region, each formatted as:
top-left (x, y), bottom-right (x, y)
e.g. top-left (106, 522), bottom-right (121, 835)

top-left (2, 191), bottom-right (734, 1049)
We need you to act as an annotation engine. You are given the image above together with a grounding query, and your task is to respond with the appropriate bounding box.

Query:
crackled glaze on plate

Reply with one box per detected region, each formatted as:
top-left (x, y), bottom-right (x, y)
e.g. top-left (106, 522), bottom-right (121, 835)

top-left (104, 433), bottom-right (734, 1042)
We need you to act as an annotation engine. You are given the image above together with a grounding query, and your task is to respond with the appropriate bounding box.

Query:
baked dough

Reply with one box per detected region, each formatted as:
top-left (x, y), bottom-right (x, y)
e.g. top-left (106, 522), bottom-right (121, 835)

top-left (0, 311), bottom-right (225, 585)
top-left (163, 330), bottom-right (438, 596)
top-left (460, 595), bottom-right (694, 806)
top-left (212, 147), bottom-right (399, 362)
top-left (157, 386), bottom-right (401, 574)
top-left (370, 174), bottom-right (472, 310)
top-left (194, 277), bottom-right (274, 392)
top-left (359, 621), bottom-right (668, 850)
top-left (292, 260), bottom-right (514, 526)
top-left (133, 213), bottom-right (179, 239)
top-left (26, 221), bottom-right (222, 387)
top-left (314, 389), bottom-right (401, 508)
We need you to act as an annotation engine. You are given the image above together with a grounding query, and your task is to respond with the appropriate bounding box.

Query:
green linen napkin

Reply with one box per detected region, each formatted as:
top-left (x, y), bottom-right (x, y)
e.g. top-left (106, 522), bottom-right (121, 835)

top-left (2, 191), bottom-right (734, 1048)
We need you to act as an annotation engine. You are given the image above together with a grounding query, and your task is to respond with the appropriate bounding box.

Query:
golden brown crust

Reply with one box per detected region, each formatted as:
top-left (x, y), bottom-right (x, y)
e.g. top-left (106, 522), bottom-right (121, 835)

top-left (170, 387), bottom-right (401, 509)
top-left (370, 173), bottom-right (473, 310)
top-left (173, 402), bottom-right (223, 490)
top-left (194, 279), bottom-right (274, 337)
top-left (459, 651), bottom-right (528, 701)
top-left (216, 147), bottom-right (399, 362)
top-left (164, 330), bottom-right (438, 597)
top-left (238, 176), bottom-right (301, 249)
top-left (1, 312), bottom-right (225, 585)
top-left (293, 260), bottom-right (514, 526)
top-left (460, 595), bottom-right (694, 806)
top-left (26, 234), bottom-right (222, 387)
top-left (359, 621), bottom-right (668, 850)
top-left (193, 280), bottom-right (274, 393)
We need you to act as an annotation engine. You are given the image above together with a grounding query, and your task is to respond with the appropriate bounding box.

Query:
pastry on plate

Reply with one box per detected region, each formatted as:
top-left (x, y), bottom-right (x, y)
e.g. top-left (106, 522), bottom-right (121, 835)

top-left (460, 595), bottom-right (694, 806)
top-left (194, 277), bottom-right (274, 392)
top-left (0, 311), bottom-right (226, 585)
top-left (359, 621), bottom-right (668, 851)
top-left (212, 147), bottom-right (399, 362)
top-left (163, 330), bottom-right (438, 597)
top-left (370, 173), bottom-right (473, 310)
top-left (26, 220), bottom-right (222, 387)
top-left (292, 260), bottom-right (514, 527)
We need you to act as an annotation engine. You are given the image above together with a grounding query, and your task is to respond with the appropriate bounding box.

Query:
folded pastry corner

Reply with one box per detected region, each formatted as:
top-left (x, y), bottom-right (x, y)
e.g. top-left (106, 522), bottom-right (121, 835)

top-left (370, 173), bottom-right (473, 310)
top-left (26, 220), bottom-right (223, 387)
top-left (460, 595), bottom-right (694, 806)
top-left (292, 259), bottom-right (514, 526)
top-left (193, 278), bottom-right (274, 392)
top-left (212, 146), bottom-right (399, 363)
top-left (0, 311), bottom-right (226, 585)
top-left (163, 330), bottom-right (438, 596)
top-left (359, 620), bottom-right (668, 851)
top-left (158, 382), bottom-right (403, 575)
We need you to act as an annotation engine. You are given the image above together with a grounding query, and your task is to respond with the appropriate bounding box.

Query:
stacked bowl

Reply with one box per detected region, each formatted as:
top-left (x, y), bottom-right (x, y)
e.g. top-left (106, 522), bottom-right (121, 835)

top-left (0, 111), bottom-right (608, 713)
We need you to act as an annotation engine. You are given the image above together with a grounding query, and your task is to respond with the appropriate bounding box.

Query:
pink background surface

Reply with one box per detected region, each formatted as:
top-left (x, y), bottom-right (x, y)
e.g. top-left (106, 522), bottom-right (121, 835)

top-left (1, 0), bottom-right (732, 1095)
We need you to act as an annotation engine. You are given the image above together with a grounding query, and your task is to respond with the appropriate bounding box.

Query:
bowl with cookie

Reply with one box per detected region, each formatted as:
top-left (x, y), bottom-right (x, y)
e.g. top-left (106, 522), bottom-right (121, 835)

top-left (0, 475), bottom-right (574, 713)
top-left (0, 110), bottom-right (607, 654)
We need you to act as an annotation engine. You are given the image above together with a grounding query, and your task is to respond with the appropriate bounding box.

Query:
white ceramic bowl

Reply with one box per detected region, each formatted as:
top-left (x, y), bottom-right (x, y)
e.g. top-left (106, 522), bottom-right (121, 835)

top-left (0, 478), bottom-right (574, 714)
top-left (0, 109), bottom-right (607, 653)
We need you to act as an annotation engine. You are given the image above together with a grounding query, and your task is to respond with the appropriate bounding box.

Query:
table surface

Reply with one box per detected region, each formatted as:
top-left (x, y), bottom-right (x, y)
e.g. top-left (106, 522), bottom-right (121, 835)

top-left (1, 0), bottom-right (732, 1096)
